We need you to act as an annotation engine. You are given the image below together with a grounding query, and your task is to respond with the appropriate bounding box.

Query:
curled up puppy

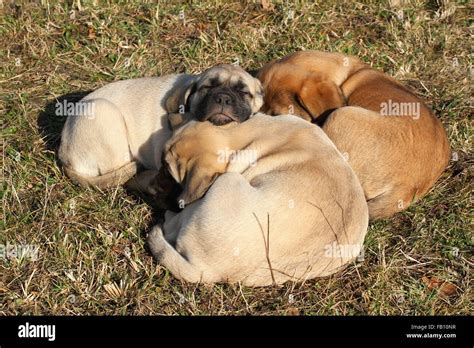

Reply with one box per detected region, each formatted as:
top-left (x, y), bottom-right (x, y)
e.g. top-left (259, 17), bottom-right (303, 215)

top-left (58, 64), bottom-right (263, 189)
top-left (145, 113), bottom-right (369, 286)
top-left (257, 50), bottom-right (450, 219)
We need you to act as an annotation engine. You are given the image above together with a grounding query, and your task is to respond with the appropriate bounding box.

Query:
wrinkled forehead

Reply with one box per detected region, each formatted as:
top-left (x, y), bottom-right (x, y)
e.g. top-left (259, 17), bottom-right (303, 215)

top-left (200, 65), bottom-right (255, 88)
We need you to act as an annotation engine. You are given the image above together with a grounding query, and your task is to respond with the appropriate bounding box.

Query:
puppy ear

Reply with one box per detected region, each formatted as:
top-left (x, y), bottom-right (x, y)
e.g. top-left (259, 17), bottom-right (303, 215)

top-left (252, 79), bottom-right (265, 113)
top-left (166, 148), bottom-right (220, 206)
top-left (163, 133), bottom-right (206, 206)
top-left (168, 112), bottom-right (195, 131)
top-left (296, 75), bottom-right (345, 120)
top-left (166, 153), bottom-right (186, 186)
top-left (165, 76), bottom-right (198, 113)
top-left (179, 165), bottom-right (219, 206)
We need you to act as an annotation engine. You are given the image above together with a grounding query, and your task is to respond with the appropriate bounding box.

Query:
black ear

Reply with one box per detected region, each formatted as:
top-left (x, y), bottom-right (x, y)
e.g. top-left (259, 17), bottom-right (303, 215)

top-left (246, 68), bottom-right (260, 77)
top-left (165, 77), bottom-right (198, 113)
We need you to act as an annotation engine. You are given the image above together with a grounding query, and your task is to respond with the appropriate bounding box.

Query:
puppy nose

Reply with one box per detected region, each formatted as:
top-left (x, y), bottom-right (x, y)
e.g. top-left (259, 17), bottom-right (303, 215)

top-left (214, 93), bottom-right (233, 106)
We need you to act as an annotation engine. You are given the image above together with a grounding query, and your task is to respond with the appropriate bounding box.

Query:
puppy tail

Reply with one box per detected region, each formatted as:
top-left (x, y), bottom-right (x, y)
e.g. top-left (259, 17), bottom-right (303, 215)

top-left (64, 161), bottom-right (139, 189)
top-left (147, 225), bottom-right (207, 283)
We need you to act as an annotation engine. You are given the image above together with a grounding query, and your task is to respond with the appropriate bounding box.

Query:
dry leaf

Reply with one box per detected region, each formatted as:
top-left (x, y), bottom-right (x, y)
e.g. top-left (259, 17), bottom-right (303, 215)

top-left (438, 282), bottom-right (457, 297)
top-left (422, 276), bottom-right (457, 298)
top-left (285, 307), bottom-right (300, 315)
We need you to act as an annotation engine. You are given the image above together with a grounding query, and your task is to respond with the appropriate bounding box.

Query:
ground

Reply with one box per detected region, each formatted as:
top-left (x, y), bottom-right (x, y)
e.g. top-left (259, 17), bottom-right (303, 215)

top-left (1, 1), bottom-right (472, 315)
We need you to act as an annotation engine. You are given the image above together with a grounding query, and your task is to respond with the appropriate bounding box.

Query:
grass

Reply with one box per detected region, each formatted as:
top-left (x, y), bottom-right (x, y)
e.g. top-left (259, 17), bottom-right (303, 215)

top-left (0, 0), bottom-right (472, 315)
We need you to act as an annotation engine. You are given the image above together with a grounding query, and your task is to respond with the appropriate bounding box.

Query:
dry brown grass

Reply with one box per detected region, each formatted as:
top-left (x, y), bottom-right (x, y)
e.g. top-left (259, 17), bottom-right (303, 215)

top-left (1, 0), bottom-right (472, 315)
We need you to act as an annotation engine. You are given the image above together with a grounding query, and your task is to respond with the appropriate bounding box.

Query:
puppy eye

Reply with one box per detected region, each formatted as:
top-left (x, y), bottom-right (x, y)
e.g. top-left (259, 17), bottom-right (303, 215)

top-left (199, 85), bottom-right (211, 91)
top-left (239, 90), bottom-right (251, 96)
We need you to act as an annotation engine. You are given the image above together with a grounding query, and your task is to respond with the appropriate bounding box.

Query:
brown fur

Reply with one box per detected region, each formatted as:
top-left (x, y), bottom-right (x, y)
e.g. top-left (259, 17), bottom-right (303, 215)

top-left (257, 50), bottom-right (451, 219)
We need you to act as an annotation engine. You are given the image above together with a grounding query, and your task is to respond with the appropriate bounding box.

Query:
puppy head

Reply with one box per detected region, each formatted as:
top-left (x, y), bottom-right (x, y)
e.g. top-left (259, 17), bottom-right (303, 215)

top-left (163, 121), bottom-right (227, 205)
top-left (172, 64), bottom-right (264, 127)
top-left (257, 61), bottom-right (345, 122)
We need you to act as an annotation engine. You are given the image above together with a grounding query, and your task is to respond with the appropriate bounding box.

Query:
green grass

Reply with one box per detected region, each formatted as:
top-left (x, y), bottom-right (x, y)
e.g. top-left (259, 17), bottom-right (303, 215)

top-left (1, 0), bottom-right (472, 315)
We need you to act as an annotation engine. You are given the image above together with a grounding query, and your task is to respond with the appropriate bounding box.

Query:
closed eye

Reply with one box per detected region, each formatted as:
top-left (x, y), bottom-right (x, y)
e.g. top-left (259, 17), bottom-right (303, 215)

top-left (238, 89), bottom-right (252, 97)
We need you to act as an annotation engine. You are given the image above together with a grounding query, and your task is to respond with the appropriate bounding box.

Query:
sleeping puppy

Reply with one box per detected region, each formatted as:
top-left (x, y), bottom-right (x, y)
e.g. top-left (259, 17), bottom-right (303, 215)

top-left (58, 64), bottom-right (263, 188)
top-left (182, 64), bottom-right (264, 126)
top-left (147, 113), bottom-right (368, 286)
top-left (257, 51), bottom-right (450, 219)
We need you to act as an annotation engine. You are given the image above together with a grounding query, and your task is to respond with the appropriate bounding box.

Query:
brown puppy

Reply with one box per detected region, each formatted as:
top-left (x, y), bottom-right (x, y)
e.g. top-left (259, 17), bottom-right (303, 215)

top-left (257, 51), bottom-right (450, 219)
